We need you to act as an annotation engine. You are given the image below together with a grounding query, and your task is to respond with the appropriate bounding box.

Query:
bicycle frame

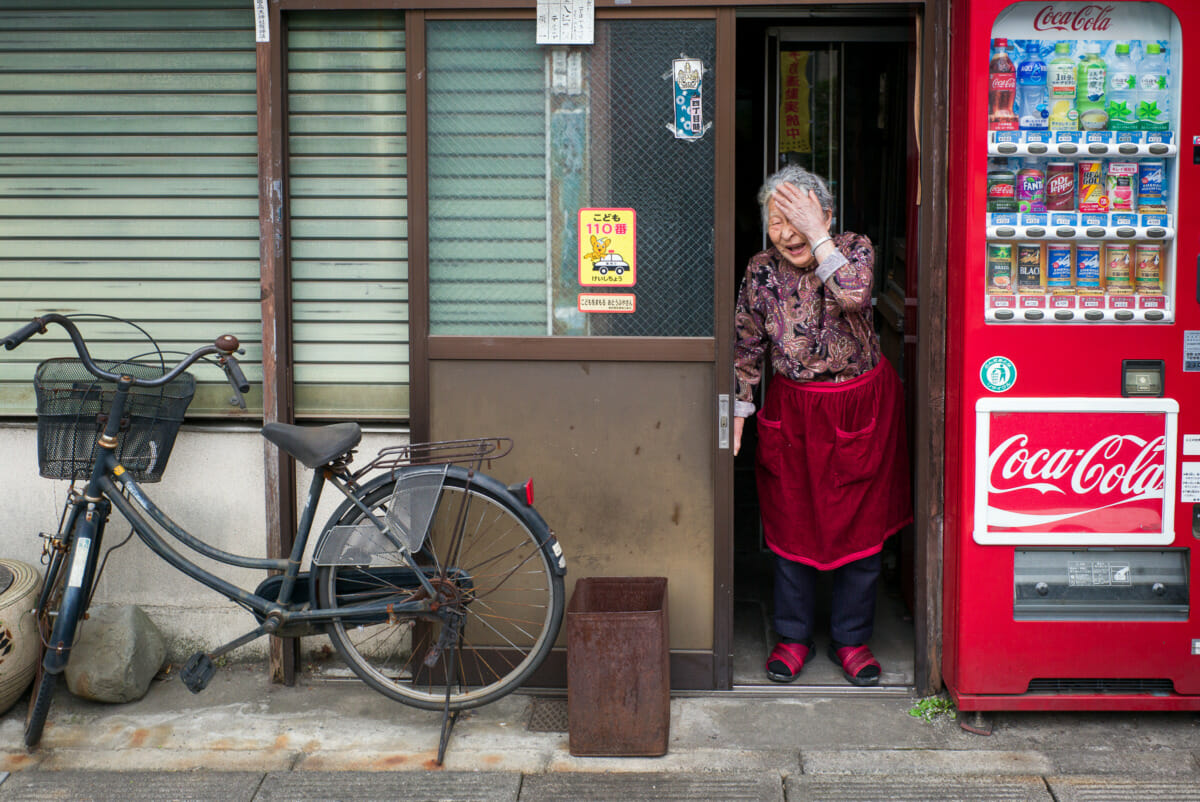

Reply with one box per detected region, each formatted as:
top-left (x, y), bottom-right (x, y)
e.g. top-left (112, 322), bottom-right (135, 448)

top-left (41, 375), bottom-right (445, 670)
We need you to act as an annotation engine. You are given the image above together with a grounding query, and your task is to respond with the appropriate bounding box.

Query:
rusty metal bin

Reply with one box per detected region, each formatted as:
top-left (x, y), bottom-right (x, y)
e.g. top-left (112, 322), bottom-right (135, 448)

top-left (567, 576), bottom-right (669, 757)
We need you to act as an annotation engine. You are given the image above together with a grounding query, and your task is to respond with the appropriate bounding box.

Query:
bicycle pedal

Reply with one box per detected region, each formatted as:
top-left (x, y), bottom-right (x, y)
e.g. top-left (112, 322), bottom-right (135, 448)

top-left (181, 652), bottom-right (216, 693)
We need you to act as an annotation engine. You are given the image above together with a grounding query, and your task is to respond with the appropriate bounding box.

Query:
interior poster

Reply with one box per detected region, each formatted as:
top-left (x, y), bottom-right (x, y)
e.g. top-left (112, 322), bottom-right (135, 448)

top-left (779, 51), bottom-right (812, 154)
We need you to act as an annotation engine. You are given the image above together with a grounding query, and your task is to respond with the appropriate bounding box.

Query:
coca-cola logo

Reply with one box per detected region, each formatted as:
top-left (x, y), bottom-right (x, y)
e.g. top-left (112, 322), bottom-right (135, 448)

top-left (1033, 4), bottom-right (1114, 32)
top-left (989, 433), bottom-right (1165, 499)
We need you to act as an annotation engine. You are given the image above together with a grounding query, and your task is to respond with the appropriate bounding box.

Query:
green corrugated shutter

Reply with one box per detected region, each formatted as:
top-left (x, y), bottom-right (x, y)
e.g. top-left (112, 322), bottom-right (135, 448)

top-left (426, 20), bottom-right (548, 336)
top-left (287, 11), bottom-right (408, 419)
top-left (0, 2), bottom-right (261, 416)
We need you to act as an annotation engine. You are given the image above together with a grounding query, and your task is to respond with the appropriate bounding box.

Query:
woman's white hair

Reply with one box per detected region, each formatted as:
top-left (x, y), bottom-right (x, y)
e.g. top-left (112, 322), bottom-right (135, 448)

top-left (757, 165), bottom-right (835, 226)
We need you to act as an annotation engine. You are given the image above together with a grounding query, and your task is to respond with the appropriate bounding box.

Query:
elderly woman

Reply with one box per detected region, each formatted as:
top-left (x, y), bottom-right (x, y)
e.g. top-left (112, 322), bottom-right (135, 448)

top-left (733, 165), bottom-right (911, 686)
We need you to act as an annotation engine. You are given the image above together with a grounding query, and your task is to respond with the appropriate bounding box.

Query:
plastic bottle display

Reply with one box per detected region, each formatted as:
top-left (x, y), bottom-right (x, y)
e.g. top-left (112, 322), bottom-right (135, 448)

top-left (1046, 42), bottom-right (1078, 130)
top-left (1105, 43), bottom-right (1138, 131)
top-left (1017, 43), bottom-right (1048, 130)
top-left (983, 34), bottom-right (1176, 320)
top-left (1137, 42), bottom-right (1170, 130)
top-left (1075, 42), bottom-right (1108, 131)
top-left (988, 38), bottom-right (1018, 130)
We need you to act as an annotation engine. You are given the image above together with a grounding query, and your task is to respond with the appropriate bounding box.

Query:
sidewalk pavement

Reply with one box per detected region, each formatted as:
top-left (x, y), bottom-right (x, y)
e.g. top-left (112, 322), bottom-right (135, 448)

top-left (2, 665), bottom-right (1200, 800)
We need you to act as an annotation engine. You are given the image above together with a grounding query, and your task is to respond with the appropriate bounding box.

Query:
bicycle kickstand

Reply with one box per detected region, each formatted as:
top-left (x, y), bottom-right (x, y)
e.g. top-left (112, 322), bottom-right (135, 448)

top-left (435, 644), bottom-right (461, 766)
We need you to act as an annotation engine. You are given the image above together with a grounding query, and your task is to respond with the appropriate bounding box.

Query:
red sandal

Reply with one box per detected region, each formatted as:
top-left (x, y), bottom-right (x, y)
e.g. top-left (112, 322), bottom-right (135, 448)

top-left (766, 640), bottom-right (813, 683)
top-left (828, 643), bottom-right (881, 686)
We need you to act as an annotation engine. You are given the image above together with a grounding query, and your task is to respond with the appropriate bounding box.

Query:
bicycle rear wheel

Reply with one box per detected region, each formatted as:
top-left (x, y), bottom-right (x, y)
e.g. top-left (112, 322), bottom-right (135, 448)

top-left (315, 467), bottom-right (564, 710)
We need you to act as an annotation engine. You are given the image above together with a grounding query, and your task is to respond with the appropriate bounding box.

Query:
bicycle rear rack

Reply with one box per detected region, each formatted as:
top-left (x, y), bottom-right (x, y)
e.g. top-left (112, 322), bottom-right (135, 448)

top-left (350, 436), bottom-right (513, 481)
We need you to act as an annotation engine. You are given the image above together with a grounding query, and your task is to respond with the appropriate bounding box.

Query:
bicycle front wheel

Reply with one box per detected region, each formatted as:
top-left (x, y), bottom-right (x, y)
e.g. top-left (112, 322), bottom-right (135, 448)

top-left (315, 467), bottom-right (564, 710)
top-left (24, 533), bottom-right (70, 748)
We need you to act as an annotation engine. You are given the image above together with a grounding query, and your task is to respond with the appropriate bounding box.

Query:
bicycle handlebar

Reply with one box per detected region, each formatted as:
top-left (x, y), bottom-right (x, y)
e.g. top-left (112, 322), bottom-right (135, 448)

top-left (3, 319), bottom-right (44, 350)
top-left (2, 314), bottom-right (246, 393)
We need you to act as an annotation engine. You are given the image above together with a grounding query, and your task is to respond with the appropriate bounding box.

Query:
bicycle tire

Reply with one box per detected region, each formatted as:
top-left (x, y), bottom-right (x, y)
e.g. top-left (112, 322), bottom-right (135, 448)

top-left (315, 466), bottom-right (564, 711)
top-left (24, 544), bottom-right (67, 748)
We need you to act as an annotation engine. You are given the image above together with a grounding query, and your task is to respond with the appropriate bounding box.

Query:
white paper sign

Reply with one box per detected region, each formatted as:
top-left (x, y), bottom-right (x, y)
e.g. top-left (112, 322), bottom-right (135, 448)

top-left (1181, 463), bottom-right (1200, 503)
top-left (1185, 331), bottom-right (1200, 372)
top-left (1184, 435), bottom-right (1200, 456)
top-left (254, 0), bottom-right (269, 43)
top-left (537, 0), bottom-right (595, 45)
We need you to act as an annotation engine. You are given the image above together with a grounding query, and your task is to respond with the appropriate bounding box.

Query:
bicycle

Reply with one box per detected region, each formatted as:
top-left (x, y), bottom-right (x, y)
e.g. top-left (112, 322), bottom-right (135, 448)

top-left (4, 313), bottom-right (567, 758)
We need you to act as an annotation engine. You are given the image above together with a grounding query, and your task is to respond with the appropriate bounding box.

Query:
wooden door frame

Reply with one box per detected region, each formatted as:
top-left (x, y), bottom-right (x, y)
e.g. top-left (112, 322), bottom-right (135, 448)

top-left (260, 0), bottom-right (950, 693)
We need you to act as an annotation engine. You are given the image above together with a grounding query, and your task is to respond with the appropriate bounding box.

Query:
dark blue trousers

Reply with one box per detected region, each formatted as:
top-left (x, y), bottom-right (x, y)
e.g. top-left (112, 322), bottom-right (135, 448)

top-left (773, 551), bottom-right (882, 645)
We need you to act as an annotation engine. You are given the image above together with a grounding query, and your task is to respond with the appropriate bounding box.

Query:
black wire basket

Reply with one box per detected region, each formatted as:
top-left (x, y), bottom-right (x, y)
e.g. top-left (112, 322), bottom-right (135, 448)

top-left (33, 358), bottom-right (196, 483)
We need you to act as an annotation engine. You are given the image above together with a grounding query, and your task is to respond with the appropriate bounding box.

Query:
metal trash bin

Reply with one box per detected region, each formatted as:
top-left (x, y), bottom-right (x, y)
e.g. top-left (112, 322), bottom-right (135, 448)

top-left (567, 576), bottom-right (669, 756)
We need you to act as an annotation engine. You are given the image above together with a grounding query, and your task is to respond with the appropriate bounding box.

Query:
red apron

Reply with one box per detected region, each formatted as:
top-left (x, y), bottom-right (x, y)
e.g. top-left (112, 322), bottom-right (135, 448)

top-left (755, 359), bottom-right (912, 569)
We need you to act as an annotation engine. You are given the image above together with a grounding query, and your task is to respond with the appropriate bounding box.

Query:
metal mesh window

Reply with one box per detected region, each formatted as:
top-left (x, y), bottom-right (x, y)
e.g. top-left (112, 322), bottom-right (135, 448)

top-left (426, 18), bottom-right (715, 338)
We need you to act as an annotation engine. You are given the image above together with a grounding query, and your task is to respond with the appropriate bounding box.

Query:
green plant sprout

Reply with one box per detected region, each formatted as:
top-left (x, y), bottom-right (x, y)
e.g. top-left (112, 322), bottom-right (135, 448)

top-left (908, 695), bottom-right (957, 722)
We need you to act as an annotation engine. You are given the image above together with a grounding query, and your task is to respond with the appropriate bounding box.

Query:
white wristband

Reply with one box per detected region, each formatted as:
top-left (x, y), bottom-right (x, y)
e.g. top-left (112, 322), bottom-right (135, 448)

top-left (810, 235), bottom-right (832, 252)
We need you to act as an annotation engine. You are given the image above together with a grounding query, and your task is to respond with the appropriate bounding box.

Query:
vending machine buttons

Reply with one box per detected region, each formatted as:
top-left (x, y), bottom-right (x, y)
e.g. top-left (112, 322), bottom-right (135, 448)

top-left (998, 142), bottom-right (1019, 155)
top-left (1024, 310), bottom-right (1044, 320)
top-left (1054, 310), bottom-right (1074, 321)
top-left (1058, 143), bottom-right (1078, 155)
top-left (1085, 227), bottom-right (1107, 238)
top-left (1145, 310), bottom-right (1165, 321)
top-left (1115, 226), bottom-right (1137, 238)
top-left (1117, 143), bottom-right (1139, 155)
top-left (1146, 227), bottom-right (1167, 238)
top-left (1055, 227), bottom-right (1076, 238)
top-left (1028, 143), bottom-right (1048, 155)
top-left (1087, 143), bottom-right (1108, 155)
top-left (1026, 226), bottom-right (1046, 238)
top-left (1115, 311), bottom-right (1135, 321)
top-left (1148, 143), bottom-right (1170, 156)
top-left (1084, 310), bottom-right (1104, 321)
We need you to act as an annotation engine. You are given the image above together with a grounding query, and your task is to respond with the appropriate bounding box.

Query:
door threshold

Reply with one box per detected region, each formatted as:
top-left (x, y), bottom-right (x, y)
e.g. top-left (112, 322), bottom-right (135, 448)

top-left (720, 683), bottom-right (914, 698)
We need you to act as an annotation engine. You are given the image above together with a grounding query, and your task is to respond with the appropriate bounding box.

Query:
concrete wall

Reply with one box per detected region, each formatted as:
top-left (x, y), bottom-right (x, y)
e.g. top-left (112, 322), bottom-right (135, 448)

top-left (0, 423), bottom-right (407, 662)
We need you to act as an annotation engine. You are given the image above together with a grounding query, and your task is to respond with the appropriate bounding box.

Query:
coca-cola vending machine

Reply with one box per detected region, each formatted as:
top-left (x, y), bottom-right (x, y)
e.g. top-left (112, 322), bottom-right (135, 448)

top-left (945, 0), bottom-right (1200, 711)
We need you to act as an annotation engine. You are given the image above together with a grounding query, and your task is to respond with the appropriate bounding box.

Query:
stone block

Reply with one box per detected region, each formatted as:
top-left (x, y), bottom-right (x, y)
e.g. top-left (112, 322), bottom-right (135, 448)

top-left (65, 604), bottom-right (165, 703)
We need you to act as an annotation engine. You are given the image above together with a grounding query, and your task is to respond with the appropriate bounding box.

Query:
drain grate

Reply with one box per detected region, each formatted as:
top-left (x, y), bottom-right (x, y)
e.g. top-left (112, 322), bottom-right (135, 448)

top-left (527, 697), bottom-right (569, 732)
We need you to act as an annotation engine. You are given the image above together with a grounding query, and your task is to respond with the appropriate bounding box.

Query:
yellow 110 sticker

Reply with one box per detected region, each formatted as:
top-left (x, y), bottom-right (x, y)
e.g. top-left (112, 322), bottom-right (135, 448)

top-left (578, 208), bottom-right (636, 287)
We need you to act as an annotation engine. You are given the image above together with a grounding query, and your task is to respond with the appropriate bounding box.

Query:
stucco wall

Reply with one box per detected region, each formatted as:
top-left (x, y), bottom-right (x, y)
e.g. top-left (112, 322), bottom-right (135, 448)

top-left (0, 423), bottom-right (407, 662)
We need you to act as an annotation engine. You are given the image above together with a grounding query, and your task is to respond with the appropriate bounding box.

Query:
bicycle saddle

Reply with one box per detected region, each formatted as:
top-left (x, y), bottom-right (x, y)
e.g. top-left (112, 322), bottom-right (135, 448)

top-left (261, 422), bottom-right (362, 468)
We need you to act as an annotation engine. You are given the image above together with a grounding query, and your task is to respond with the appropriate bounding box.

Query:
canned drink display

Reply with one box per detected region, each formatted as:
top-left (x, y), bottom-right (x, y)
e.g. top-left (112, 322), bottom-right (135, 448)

top-left (986, 242), bottom-right (1014, 292)
top-left (1138, 160), bottom-right (1167, 213)
top-left (986, 167), bottom-right (1017, 212)
top-left (1105, 161), bottom-right (1138, 214)
top-left (1016, 242), bottom-right (1043, 293)
top-left (1016, 164), bottom-right (1046, 213)
top-left (1134, 242), bottom-right (1163, 293)
top-left (1104, 242), bottom-right (1133, 292)
top-left (1074, 242), bottom-right (1102, 291)
top-left (1045, 162), bottom-right (1075, 211)
top-left (1045, 242), bottom-right (1073, 289)
top-left (1077, 160), bottom-right (1107, 212)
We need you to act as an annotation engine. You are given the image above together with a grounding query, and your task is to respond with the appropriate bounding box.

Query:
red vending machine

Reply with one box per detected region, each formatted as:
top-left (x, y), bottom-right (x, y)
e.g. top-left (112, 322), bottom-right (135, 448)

top-left (945, 0), bottom-right (1200, 711)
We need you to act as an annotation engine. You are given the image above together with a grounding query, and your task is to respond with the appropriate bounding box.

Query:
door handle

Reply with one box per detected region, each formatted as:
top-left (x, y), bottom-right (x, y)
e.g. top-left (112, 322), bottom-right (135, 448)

top-left (718, 394), bottom-right (730, 450)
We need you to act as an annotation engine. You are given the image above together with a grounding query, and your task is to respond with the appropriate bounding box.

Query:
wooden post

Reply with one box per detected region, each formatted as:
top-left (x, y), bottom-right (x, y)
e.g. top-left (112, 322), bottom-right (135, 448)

top-left (257, 0), bottom-right (299, 685)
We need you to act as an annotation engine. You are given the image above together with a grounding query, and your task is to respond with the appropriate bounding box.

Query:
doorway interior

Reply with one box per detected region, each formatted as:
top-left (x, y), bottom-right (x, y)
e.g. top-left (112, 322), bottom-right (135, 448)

top-left (731, 10), bottom-right (919, 689)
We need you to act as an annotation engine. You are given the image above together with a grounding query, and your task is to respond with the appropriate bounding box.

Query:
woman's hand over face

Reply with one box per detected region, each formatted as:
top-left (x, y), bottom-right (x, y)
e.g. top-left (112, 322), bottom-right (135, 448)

top-left (772, 184), bottom-right (830, 243)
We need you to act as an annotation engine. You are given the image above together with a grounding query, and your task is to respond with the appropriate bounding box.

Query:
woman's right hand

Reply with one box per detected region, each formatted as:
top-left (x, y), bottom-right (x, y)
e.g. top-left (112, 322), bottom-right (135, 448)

top-left (733, 416), bottom-right (745, 456)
